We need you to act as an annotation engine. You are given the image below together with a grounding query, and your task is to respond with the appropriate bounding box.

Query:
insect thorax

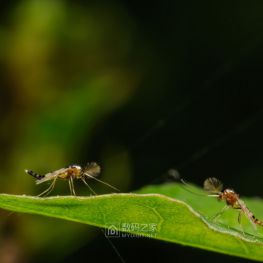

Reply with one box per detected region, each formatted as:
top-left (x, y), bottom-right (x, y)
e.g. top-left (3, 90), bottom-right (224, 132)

top-left (220, 189), bottom-right (240, 208)
top-left (61, 165), bottom-right (82, 179)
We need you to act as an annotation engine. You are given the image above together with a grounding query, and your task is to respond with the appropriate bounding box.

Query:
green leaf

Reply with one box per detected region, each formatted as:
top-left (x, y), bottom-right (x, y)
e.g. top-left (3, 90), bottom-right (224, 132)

top-left (1, 182), bottom-right (263, 261)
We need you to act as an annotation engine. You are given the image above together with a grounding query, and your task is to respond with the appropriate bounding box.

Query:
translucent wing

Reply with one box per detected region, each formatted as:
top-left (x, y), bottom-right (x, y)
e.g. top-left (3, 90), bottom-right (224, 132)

top-left (35, 168), bottom-right (68, 184)
top-left (203, 177), bottom-right (223, 193)
top-left (83, 162), bottom-right (101, 177)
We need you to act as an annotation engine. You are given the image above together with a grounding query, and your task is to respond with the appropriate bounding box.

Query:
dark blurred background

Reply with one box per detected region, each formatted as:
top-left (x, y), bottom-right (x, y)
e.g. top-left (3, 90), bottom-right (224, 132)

top-left (1, 0), bottom-right (263, 262)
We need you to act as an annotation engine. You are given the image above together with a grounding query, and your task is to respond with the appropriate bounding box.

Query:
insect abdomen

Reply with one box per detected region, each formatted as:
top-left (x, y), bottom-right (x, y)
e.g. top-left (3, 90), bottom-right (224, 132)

top-left (25, 169), bottom-right (44, 180)
top-left (253, 216), bottom-right (263, 227)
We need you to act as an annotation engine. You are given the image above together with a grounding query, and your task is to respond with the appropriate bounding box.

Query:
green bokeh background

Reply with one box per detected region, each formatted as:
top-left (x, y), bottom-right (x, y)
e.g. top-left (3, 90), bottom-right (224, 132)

top-left (1, 1), bottom-right (263, 262)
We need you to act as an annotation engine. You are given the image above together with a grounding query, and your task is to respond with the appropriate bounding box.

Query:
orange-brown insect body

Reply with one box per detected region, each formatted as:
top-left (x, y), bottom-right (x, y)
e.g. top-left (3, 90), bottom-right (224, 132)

top-left (25, 162), bottom-right (118, 197)
top-left (58, 166), bottom-right (82, 180)
top-left (218, 189), bottom-right (241, 209)
top-left (204, 177), bottom-right (263, 228)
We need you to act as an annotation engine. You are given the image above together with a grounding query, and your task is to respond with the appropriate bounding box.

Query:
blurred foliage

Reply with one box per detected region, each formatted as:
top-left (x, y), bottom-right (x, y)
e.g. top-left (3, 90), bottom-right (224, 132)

top-left (0, 0), bottom-right (142, 262)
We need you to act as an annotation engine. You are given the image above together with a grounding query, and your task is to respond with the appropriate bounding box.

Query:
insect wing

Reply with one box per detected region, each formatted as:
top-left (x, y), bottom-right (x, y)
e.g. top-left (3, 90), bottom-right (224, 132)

top-left (203, 177), bottom-right (223, 193)
top-left (35, 168), bottom-right (68, 184)
top-left (84, 162), bottom-right (101, 177)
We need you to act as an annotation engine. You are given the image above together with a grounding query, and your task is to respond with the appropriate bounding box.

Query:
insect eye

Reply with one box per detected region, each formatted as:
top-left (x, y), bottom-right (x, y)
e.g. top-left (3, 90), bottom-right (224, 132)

top-left (203, 177), bottom-right (223, 193)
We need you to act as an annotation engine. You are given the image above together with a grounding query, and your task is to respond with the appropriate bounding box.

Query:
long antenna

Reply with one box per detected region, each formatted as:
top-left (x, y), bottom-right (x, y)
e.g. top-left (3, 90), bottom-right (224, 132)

top-left (167, 169), bottom-right (208, 197)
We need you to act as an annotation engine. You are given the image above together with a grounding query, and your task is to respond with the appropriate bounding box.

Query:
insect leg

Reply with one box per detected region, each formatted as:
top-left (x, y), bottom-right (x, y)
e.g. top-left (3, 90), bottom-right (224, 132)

top-left (237, 210), bottom-right (245, 234)
top-left (238, 210), bottom-right (242, 224)
top-left (68, 180), bottom-right (73, 195)
top-left (210, 205), bottom-right (229, 221)
top-left (84, 173), bottom-right (120, 192)
top-left (70, 177), bottom-right (76, 196)
top-left (38, 178), bottom-right (57, 197)
top-left (81, 178), bottom-right (97, 195)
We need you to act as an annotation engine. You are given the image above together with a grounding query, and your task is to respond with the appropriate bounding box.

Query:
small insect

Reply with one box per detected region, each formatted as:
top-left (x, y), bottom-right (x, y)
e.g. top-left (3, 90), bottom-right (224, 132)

top-left (25, 162), bottom-right (119, 197)
top-left (25, 163), bottom-right (125, 262)
top-left (169, 170), bottom-right (263, 230)
top-left (203, 177), bottom-right (263, 229)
